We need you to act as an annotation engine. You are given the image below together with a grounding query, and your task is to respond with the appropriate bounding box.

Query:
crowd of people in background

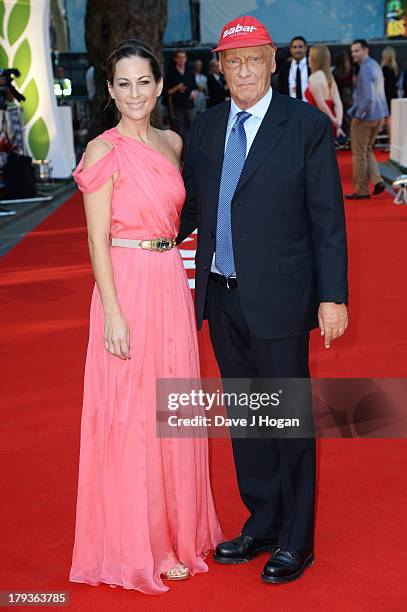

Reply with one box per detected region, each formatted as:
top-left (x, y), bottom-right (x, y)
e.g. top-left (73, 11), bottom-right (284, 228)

top-left (161, 49), bottom-right (230, 143)
top-left (160, 37), bottom-right (407, 156)
top-left (54, 35), bottom-right (406, 195)
top-left (159, 36), bottom-right (407, 198)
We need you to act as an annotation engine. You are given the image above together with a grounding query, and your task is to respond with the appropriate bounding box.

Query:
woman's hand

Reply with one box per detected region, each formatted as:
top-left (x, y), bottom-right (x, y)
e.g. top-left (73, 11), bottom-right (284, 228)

top-left (336, 126), bottom-right (345, 137)
top-left (104, 312), bottom-right (131, 360)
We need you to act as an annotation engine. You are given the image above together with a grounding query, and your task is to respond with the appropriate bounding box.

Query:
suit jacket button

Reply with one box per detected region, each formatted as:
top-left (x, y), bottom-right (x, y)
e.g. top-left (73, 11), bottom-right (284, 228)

top-left (210, 231), bottom-right (215, 238)
top-left (203, 265), bottom-right (209, 271)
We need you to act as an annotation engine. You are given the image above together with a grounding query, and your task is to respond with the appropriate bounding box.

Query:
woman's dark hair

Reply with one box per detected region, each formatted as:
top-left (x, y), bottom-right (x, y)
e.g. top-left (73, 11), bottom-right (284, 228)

top-left (106, 39), bottom-right (162, 84)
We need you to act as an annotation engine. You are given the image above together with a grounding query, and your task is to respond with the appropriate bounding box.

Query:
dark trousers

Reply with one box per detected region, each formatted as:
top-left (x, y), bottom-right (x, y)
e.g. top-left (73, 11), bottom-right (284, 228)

top-left (206, 277), bottom-right (316, 550)
top-left (172, 107), bottom-right (195, 151)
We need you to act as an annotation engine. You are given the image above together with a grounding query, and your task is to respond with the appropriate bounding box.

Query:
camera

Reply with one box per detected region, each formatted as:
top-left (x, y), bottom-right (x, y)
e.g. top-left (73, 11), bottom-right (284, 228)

top-left (0, 68), bottom-right (26, 109)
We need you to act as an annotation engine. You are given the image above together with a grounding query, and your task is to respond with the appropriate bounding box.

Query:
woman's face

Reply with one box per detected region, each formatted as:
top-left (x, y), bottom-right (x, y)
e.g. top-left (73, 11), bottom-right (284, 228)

top-left (108, 55), bottom-right (162, 121)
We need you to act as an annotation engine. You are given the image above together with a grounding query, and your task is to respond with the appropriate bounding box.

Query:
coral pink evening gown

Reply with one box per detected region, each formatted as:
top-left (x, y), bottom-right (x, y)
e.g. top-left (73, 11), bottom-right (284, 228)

top-left (69, 127), bottom-right (224, 595)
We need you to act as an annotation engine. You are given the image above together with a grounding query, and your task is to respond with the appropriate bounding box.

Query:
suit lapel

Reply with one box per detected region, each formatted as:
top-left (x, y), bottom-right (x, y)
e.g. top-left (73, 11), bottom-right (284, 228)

top-left (198, 100), bottom-right (230, 211)
top-left (200, 100), bottom-right (229, 168)
top-left (235, 91), bottom-right (288, 195)
top-left (197, 93), bottom-right (288, 203)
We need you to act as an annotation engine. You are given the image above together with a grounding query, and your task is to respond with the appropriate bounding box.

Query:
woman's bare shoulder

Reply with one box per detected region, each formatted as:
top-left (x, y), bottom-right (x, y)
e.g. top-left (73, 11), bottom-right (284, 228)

top-left (83, 138), bottom-right (114, 170)
top-left (161, 129), bottom-right (183, 159)
top-left (309, 70), bottom-right (325, 83)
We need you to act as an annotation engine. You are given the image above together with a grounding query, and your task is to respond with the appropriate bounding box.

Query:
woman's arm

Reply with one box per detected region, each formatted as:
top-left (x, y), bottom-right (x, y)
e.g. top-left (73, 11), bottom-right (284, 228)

top-left (331, 79), bottom-right (343, 127)
top-left (83, 139), bottom-right (130, 360)
top-left (309, 72), bottom-right (338, 125)
top-left (167, 83), bottom-right (185, 96)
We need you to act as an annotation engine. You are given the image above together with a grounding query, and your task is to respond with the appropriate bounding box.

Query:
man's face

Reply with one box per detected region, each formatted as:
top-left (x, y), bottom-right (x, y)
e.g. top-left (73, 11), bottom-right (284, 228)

top-left (211, 61), bottom-right (220, 74)
top-left (351, 43), bottom-right (368, 65)
top-left (290, 39), bottom-right (307, 61)
top-left (175, 52), bottom-right (187, 70)
top-left (219, 45), bottom-right (275, 110)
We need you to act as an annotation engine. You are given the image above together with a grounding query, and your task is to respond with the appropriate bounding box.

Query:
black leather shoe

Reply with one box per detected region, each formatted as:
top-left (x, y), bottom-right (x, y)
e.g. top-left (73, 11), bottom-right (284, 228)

top-left (261, 548), bottom-right (314, 583)
top-left (214, 535), bottom-right (279, 565)
top-left (372, 181), bottom-right (386, 195)
top-left (346, 192), bottom-right (370, 199)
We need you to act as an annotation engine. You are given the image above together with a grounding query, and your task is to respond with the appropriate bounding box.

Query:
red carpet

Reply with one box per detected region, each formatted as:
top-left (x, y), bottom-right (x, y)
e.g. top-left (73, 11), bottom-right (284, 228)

top-left (1, 151), bottom-right (407, 610)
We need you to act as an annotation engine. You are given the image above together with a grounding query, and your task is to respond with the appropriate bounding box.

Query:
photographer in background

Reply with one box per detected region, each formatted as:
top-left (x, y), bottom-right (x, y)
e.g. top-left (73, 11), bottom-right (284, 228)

top-left (0, 67), bottom-right (34, 202)
top-left (0, 68), bottom-right (25, 109)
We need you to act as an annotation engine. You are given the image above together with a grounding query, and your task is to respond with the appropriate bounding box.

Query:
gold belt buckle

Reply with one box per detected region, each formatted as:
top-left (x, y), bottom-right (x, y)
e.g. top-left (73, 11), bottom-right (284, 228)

top-left (141, 238), bottom-right (175, 252)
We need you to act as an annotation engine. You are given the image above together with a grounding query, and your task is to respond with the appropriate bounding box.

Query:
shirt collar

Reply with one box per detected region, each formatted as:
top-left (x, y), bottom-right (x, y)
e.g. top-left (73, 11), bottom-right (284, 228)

top-left (229, 87), bottom-right (273, 122)
top-left (293, 56), bottom-right (307, 68)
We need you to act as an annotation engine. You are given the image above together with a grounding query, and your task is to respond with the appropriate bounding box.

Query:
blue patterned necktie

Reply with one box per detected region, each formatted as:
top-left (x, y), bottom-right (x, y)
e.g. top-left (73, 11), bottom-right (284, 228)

top-left (215, 111), bottom-right (251, 278)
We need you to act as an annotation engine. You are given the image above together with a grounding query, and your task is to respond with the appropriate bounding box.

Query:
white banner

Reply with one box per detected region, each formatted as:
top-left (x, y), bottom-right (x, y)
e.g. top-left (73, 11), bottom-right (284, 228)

top-left (0, 0), bottom-right (75, 177)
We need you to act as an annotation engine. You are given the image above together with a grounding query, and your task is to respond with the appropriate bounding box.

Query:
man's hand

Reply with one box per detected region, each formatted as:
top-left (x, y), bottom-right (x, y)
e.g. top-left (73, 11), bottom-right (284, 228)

top-left (318, 302), bottom-right (348, 349)
top-left (352, 118), bottom-right (362, 126)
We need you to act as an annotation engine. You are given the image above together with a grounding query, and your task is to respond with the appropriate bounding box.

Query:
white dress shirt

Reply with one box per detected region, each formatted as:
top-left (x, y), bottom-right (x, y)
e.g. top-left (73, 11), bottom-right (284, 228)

top-left (211, 87), bottom-right (273, 275)
top-left (288, 57), bottom-right (308, 102)
top-left (194, 73), bottom-right (208, 113)
top-left (86, 65), bottom-right (96, 100)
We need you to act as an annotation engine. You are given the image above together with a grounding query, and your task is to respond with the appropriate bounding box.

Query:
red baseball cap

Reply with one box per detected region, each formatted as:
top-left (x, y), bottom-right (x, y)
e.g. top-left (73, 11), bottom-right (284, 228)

top-left (213, 15), bottom-right (273, 53)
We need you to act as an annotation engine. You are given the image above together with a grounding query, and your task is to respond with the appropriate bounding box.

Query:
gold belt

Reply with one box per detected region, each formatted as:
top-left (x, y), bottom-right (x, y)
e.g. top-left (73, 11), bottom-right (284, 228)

top-left (110, 236), bottom-right (177, 252)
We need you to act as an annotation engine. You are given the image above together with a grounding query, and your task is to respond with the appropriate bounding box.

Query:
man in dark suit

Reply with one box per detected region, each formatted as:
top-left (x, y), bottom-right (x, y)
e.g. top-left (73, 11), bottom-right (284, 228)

top-left (207, 58), bottom-right (229, 108)
top-left (277, 35), bottom-right (310, 100)
top-left (177, 16), bottom-right (348, 584)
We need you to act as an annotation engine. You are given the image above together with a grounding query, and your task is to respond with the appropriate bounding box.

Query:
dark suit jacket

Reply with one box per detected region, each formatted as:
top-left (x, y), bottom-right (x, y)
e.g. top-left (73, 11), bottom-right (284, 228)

top-left (177, 91), bottom-right (348, 340)
top-left (277, 58), bottom-right (310, 96)
top-left (207, 74), bottom-right (227, 108)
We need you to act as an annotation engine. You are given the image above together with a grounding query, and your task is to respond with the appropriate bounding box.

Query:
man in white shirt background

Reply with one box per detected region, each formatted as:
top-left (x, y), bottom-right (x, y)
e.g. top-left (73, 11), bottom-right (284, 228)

top-left (193, 59), bottom-right (208, 115)
top-left (277, 35), bottom-right (310, 101)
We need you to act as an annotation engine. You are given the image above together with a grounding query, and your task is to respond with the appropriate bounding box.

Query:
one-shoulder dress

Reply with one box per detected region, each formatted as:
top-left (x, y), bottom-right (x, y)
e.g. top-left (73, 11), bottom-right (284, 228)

top-left (69, 127), bottom-right (223, 595)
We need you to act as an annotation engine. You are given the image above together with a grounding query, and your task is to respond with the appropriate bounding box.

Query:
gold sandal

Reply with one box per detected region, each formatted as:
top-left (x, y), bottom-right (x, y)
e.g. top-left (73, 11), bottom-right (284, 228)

top-left (162, 562), bottom-right (190, 581)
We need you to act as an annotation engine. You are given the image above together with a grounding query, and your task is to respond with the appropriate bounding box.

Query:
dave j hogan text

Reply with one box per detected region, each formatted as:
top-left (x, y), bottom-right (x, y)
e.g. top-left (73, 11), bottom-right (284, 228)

top-left (167, 415), bottom-right (300, 429)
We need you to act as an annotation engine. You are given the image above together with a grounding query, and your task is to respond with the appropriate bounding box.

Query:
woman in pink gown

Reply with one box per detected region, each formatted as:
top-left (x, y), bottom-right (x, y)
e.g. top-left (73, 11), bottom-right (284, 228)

top-left (69, 40), bottom-right (223, 595)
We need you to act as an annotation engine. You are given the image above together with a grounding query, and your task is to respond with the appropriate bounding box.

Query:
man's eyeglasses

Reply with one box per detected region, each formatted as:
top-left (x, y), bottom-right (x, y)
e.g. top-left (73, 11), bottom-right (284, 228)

top-left (223, 48), bottom-right (277, 70)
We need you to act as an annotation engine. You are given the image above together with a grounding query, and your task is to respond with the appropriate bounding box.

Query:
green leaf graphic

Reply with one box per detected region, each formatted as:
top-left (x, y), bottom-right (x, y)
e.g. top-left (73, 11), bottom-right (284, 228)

top-left (0, 42), bottom-right (8, 69)
top-left (29, 117), bottom-right (49, 160)
top-left (20, 78), bottom-right (38, 123)
top-left (7, 0), bottom-right (30, 46)
top-left (0, 0), bottom-right (5, 39)
top-left (13, 38), bottom-right (31, 87)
